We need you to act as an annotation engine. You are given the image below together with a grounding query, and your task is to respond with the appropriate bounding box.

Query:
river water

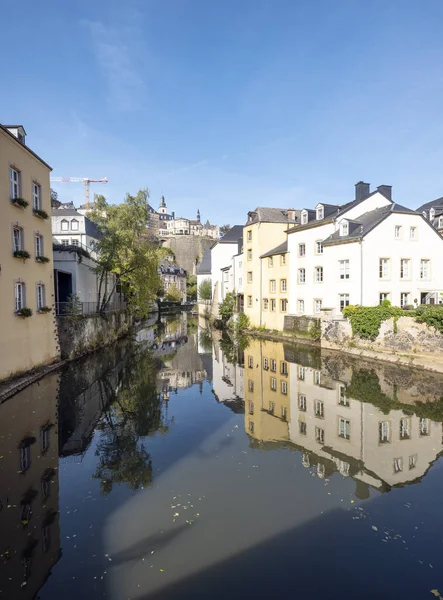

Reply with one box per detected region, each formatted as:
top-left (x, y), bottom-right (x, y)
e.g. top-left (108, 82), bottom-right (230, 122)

top-left (1, 314), bottom-right (443, 600)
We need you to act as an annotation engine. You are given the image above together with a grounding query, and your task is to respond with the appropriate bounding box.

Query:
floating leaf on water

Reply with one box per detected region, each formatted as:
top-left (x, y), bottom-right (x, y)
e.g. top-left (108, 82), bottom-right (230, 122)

top-left (372, 526), bottom-right (378, 531)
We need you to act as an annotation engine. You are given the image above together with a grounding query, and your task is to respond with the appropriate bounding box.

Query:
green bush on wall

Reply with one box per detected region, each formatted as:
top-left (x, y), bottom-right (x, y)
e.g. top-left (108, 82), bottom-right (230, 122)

top-left (343, 300), bottom-right (404, 341)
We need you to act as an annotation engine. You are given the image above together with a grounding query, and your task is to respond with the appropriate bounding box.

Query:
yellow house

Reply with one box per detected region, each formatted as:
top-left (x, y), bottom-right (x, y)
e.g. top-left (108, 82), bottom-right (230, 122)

top-left (243, 207), bottom-right (297, 329)
top-left (244, 338), bottom-right (291, 444)
top-left (0, 124), bottom-right (59, 381)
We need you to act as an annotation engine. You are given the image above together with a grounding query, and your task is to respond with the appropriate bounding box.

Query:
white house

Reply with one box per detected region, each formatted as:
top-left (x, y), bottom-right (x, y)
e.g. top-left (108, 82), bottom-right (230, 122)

top-left (210, 225), bottom-right (243, 308)
top-left (287, 182), bottom-right (443, 316)
top-left (52, 208), bottom-right (101, 257)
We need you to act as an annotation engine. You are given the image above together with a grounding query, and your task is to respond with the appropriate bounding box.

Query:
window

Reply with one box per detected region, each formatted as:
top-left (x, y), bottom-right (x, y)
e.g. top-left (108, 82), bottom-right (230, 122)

top-left (400, 418), bottom-right (410, 440)
top-left (270, 280), bottom-right (276, 293)
top-left (379, 293), bottom-right (389, 304)
top-left (61, 239), bottom-right (69, 246)
top-left (409, 455), bottom-right (417, 470)
top-left (248, 356), bottom-right (253, 368)
top-left (40, 426), bottom-right (50, 453)
top-left (315, 427), bottom-right (325, 444)
top-left (299, 421), bottom-right (307, 435)
top-left (280, 254), bottom-right (286, 265)
top-left (268, 257), bottom-right (274, 267)
top-left (281, 381), bottom-right (287, 395)
top-left (339, 294), bottom-right (350, 312)
top-left (419, 417), bottom-right (430, 436)
top-left (379, 258), bottom-right (390, 279)
top-left (297, 299), bottom-right (305, 313)
top-left (270, 359), bottom-right (277, 372)
top-left (10, 167), bottom-right (20, 199)
top-left (15, 282), bottom-right (25, 312)
top-left (298, 367), bottom-right (305, 381)
top-left (316, 206), bottom-right (324, 220)
top-left (394, 225), bottom-right (402, 239)
top-left (249, 421), bottom-right (255, 434)
top-left (270, 299), bottom-right (276, 312)
top-left (263, 357), bottom-right (269, 370)
top-left (400, 259), bottom-right (410, 279)
top-left (270, 378), bottom-right (277, 392)
top-left (340, 221), bottom-right (349, 236)
top-left (36, 284), bottom-right (45, 310)
top-left (247, 230), bottom-right (252, 242)
top-left (248, 380), bottom-right (254, 392)
top-left (400, 292), bottom-right (410, 308)
top-left (317, 463), bottom-right (326, 478)
top-left (13, 226), bottom-right (23, 252)
top-left (298, 269), bottom-right (306, 283)
top-left (71, 218), bottom-right (78, 231)
top-left (314, 299), bottom-right (322, 313)
top-left (316, 241), bottom-right (323, 255)
top-left (338, 417), bottom-right (350, 440)
top-left (314, 370), bottom-right (321, 385)
top-left (249, 401), bottom-right (254, 414)
top-left (301, 211), bottom-right (308, 225)
top-left (35, 234), bottom-right (43, 257)
top-left (71, 239), bottom-right (79, 247)
top-left (379, 421), bottom-right (390, 443)
top-left (315, 400), bottom-right (324, 418)
top-left (439, 217), bottom-right (443, 229)
top-left (281, 405), bottom-right (287, 419)
top-left (420, 259), bottom-right (430, 279)
top-left (247, 249), bottom-right (252, 260)
top-left (247, 271), bottom-right (253, 283)
top-left (302, 453), bottom-right (310, 467)
top-left (20, 446), bottom-right (30, 472)
top-left (61, 219), bottom-right (69, 231)
top-left (32, 183), bottom-right (41, 210)
top-left (315, 266), bottom-right (323, 282)
top-left (338, 460), bottom-right (350, 476)
top-left (410, 227), bottom-right (417, 240)
top-left (339, 260), bottom-right (350, 279)
top-left (339, 385), bottom-right (349, 406)
top-left (247, 295), bottom-right (252, 307)
top-left (263, 298), bottom-right (269, 310)
top-left (393, 458), bottom-right (403, 473)
top-left (298, 394), bottom-right (307, 411)
top-left (280, 361), bottom-right (288, 375)
top-left (299, 243), bottom-right (306, 257)
top-left (281, 279), bottom-right (287, 292)
top-left (281, 299), bottom-right (288, 312)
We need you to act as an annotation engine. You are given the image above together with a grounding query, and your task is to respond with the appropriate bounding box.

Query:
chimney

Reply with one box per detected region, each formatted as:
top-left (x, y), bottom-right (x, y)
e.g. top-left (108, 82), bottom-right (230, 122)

top-left (355, 181), bottom-right (370, 201)
top-left (172, 211), bottom-right (175, 219)
top-left (287, 208), bottom-right (296, 221)
top-left (377, 185), bottom-right (392, 200)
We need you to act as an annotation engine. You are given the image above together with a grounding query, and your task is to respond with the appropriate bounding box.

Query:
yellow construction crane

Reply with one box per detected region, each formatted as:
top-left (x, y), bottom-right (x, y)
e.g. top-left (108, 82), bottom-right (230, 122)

top-left (50, 176), bottom-right (108, 209)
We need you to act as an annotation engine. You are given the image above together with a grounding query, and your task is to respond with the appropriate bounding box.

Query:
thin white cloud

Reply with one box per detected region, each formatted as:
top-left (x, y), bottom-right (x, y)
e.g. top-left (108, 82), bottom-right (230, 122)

top-left (85, 21), bottom-right (145, 111)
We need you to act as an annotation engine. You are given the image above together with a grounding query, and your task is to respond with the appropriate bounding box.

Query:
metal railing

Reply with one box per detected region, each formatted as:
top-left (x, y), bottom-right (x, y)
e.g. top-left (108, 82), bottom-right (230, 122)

top-left (56, 300), bottom-right (127, 316)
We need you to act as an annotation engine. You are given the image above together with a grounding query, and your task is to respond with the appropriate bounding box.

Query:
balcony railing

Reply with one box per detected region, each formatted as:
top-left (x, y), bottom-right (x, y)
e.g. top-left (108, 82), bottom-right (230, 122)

top-left (56, 300), bottom-right (127, 316)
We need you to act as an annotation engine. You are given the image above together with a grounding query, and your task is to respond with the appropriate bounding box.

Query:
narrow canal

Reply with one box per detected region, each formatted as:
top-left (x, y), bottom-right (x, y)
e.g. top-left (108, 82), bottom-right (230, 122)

top-left (1, 314), bottom-right (443, 599)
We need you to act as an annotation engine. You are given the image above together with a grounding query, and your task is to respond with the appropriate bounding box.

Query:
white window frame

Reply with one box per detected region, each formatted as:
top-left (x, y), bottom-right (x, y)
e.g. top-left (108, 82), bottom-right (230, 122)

top-left (420, 259), bottom-right (430, 280)
top-left (393, 458), bottom-right (403, 473)
top-left (400, 417), bottom-right (410, 440)
top-left (339, 260), bottom-right (350, 280)
top-left (379, 258), bottom-right (390, 279)
top-left (379, 421), bottom-right (390, 443)
top-left (270, 378), bottom-right (277, 392)
top-left (339, 294), bottom-right (350, 312)
top-left (247, 295), bottom-right (252, 307)
top-left (316, 241), bottom-right (323, 255)
top-left (35, 234), bottom-right (43, 257)
top-left (339, 385), bottom-right (349, 406)
top-left (13, 227), bottom-right (23, 252)
top-left (247, 271), bottom-right (253, 283)
top-left (379, 292), bottom-right (389, 304)
top-left (263, 298), bottom-right (269, 310)
top-left (248, 380), bottom-right (254, 393)
top-left (301, 211), bottom-right (308, 225)
top-left (281, 254), bottom-right (286, 265)
top-left (32, 183), bottom-right (41, 210)
top-left (298, 268), bottom-right (306, 284)
top-left (280, 298), bottom-right (288, 312)
top-left (247, 230), bottom-right (252, 242)
top-left (248, 356), bottom-right (253, 368)
top-left (270, 298), bottom-right (276, 312)
top-left (315, 426), bottom-right (325, 444)
top-left (270, 279), bottom-right (276, 293)
top-left (298, 243), bottom-right (306, 257)
top-left (419, 417), bottom-right (430, 436)
top-left (394, 225), bottom-right (402, 239)
top-left (338, 417), bottom-right (351, 440)
top-left (61, 219), bottom-right (69, 232)
top-left (340, 221), bottom-right (349, 236)
top-left (10, 167), bottom-right (20, 199)
top-left (281, 279), bottom-right (287, 292)
top-left (316, 206), bottom-right (324, 220)
top-left (36, 283), bottom-right (45, 310)
top-left (298, 394), bottom-right (307, 411)
top-left (315, 266), bottom-right (323, 282)
top-left (315, 399), bottom-right (324, 418)
top-left (298, 367), bottom-right (305, 381)
top-left (268, 257), bottom-right (274, 267)
top-left (263, 357), bottom-right (269, 370)
top-left (410, 226), bottom-right (417, 240)
top-left (297, 299), bottom-right (305, 313)
top-left (14, 282), bottom-right (25, 312)
top-left (247, 249), bottom-right (252, 260)
top-left (270, 359), bottom-right (277, 372)
top-left (71, 219), bottom-right (79, 231)
top-left (281, 381), bottom-right (288, 395)
top-left (400, 258), bottom-right (411, 280)
top-left (400, 292), bottom-right (410, 308)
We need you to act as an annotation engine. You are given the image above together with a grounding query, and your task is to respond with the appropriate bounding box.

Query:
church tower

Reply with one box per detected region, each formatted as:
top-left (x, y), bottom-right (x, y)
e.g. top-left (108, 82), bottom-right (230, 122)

top-left (159, 195), bottom-right (167, 215)
top-left (197, 209), bottom-right (201, 222)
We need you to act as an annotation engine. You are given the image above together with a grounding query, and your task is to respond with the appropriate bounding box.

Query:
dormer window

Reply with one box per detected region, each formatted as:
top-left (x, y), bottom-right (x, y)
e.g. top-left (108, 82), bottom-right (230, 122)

top-left (61, 219), bottom-right (69, 231)
top-left (316, 205), bottom-right (324, 220)
top-left (71, 219), bottom-right (79, 231)
top-left (340, 220), bottom-right (349, 236)
top-left (439, 217), bottom-right (443, 228)
top-left (430, 208), bottom-right (435, 220)
top-left (301, 210), bottom-right (308, 225)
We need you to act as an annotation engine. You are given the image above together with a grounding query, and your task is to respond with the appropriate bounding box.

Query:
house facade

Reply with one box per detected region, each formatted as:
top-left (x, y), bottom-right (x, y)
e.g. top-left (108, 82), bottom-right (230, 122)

top-left (0, 124), bottom-right (59, 381)
top-left (159, 260), bottom-right (187, 302)
top-left (259, 241), bottom-right (290, 330)
top-left (243, 207), bottom-right (298, 327)
top-left (287, 182), bottom-right (443, 317)
top-left (210, 225), bottom-right (243, 310)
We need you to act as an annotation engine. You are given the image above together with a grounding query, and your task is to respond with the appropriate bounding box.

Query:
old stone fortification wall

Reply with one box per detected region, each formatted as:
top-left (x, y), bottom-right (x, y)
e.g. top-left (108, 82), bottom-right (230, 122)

top-left (283, 315), bottom-right (320, 339)
top-left (56, 310), bottom-right (135, 360)
top-left (162, 236), bottom-right (214, 275)
top-left (321, 309), bottom-right (443, 372)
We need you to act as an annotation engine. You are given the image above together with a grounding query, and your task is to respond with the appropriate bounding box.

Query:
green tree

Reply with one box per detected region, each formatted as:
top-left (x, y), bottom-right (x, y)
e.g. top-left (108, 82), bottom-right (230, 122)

top-left (198, 278), bottom-right (212, 302)
top-left (165, 284), bottom-right (182, 302)
top-left (219, 291), bottom-right (236, 322)
top-left (187, 274), bottom-right (198, 302)
top-left (89, 190), bottom-right (162, 316)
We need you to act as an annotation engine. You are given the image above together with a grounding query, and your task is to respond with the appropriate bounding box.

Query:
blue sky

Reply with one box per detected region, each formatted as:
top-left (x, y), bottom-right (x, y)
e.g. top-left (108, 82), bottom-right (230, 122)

top-left (2, 0), bottom-right (443, 224)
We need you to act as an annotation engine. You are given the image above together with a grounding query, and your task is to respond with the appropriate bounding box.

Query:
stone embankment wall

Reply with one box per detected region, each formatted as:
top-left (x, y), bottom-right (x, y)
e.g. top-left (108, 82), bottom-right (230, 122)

top-left (321, 309), bottom-right (443, 372)
top-left (56, 310), bottom-right (135, 360)
top-left (283, 315), bottom-right (320, 339)
top-left (162, 236), bottom-right (214, 275)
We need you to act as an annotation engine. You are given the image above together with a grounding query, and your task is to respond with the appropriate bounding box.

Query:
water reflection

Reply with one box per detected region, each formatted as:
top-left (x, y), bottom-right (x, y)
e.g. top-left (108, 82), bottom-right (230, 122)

top-left (242, 337), bottom-right (443, 495)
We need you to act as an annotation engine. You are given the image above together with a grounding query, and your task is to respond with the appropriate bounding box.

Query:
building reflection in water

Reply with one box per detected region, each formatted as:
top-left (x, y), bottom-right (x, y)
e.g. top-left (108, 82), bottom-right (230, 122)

top-left (232, 337), bottom-right (443, 497)
top-left (0, 373), bottom-right (61, 599)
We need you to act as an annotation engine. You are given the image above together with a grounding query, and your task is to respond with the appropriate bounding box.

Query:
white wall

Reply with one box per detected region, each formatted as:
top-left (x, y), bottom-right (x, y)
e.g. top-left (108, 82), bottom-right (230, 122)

top-left (211, 242), bottom-right (239, 304)
top-left (233, 254), bottom-right (244, 295)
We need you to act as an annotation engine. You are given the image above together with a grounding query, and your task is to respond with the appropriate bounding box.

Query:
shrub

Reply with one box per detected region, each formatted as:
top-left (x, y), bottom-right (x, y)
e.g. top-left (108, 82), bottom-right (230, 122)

top-left (308, 322), bottom-right (322, 341)
top-left (38, 306), bottom-right (52, 313)
top-left (66, 293), bottom-right (82, 316)
top-left (36, 255), bottom-right (50, 263)
top-left (33, 208), bottom-right (49, 219)
top-left (15, 307), bottom-right (33, 318)
top-left (13, 250), bottom-right (31, 261)
top-left (198, 279), bottom-right (212, 302)
top-left (236, 312), bottom-right (250, 331)
top-left (219, 291), bottom-right (236, 322)
top-left (342, 301), bottom-right (404, 341)
top-left (11, 197), bottom-right (29, 208)
top-left (415, 305), bottom-right (443, 333)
